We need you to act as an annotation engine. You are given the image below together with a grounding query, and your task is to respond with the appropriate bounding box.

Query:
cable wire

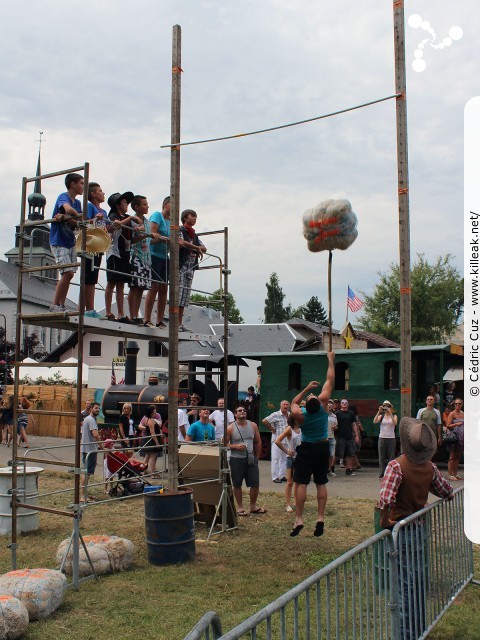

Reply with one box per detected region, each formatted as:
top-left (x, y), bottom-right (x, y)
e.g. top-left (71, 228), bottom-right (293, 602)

top-left (160, 93), bottom-right (400, 149)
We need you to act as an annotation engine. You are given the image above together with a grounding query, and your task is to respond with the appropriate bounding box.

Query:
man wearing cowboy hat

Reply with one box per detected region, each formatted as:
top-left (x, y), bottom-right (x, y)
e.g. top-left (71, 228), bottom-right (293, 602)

top-left (378, 417), bottom-right (453, 640)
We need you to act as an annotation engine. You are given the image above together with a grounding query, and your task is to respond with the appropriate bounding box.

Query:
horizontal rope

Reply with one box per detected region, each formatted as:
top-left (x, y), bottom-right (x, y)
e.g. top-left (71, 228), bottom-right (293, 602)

top-left (160, 93), bottom-right (400, 149)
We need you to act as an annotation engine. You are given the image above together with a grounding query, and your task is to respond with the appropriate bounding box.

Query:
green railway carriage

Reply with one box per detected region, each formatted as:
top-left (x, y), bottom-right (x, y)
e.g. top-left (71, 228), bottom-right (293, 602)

top-left (243, 345), bottom-right (463, 459)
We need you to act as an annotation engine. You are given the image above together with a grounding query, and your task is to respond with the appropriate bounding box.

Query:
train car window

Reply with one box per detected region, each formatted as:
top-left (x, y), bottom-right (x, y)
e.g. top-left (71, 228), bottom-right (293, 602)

top-left (288, 362), bottom-right (302, 390)
top-left (148, 341), bottom-right (168, 357)
top-left (384, 360), bottom-right (399, 390)
top-left (89, 341), bottom-right (102, 357)
top-left (335, 362), bottom-right (350, 391)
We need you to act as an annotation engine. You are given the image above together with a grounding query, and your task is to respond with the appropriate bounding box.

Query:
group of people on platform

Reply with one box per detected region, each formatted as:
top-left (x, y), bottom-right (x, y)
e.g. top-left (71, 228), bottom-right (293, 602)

top-left (49, 173), bottom-right (206, 330)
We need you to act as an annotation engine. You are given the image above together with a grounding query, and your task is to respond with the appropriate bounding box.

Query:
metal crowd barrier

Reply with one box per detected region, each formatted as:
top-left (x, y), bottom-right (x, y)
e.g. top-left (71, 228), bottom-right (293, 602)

top-left (186, 488), bottom-right (474, 640)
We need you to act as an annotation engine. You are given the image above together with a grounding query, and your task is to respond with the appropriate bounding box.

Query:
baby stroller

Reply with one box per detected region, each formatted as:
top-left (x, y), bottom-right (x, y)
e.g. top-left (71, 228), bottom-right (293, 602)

top-left (106, 449), bottom-right (151, 496)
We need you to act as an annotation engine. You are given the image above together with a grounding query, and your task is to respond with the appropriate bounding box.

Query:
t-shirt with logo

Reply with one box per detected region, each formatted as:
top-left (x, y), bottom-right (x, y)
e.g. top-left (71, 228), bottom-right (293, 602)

top-left (186, 420), bottom-right (216, 442)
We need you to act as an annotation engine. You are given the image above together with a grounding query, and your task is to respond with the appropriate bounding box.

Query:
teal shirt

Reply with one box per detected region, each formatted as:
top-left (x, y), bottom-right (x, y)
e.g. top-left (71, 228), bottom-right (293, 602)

top-left (300, 406), bottom-right (328, 442)
top-left (149, 211), bottom-right (170, 259)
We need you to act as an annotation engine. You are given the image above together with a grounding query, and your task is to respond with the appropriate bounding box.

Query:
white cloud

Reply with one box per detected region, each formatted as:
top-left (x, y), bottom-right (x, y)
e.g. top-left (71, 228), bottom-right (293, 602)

top-left (0, 0), bottom-right (473, 328)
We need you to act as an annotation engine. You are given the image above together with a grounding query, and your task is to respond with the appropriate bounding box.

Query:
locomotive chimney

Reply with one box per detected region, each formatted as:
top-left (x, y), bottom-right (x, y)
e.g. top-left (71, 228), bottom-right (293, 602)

top-left (124, 341), bottom-right (140, 385)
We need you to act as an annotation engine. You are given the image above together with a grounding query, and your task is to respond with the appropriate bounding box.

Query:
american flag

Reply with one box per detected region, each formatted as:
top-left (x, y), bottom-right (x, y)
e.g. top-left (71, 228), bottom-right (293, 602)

top-left (111, 362), bottom-right (116, 386)
top-left (347, 286), bottom-right (364, 313)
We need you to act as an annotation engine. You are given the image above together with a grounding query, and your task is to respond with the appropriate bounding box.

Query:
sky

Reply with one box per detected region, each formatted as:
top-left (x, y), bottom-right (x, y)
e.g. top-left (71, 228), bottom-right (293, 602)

top-left (0, 0), bottom-right (474, 329)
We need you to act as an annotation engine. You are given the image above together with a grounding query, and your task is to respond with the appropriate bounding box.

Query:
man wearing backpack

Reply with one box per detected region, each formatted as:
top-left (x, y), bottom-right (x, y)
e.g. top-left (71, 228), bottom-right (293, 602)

top-left (416, 394), bottom-right (442, 448)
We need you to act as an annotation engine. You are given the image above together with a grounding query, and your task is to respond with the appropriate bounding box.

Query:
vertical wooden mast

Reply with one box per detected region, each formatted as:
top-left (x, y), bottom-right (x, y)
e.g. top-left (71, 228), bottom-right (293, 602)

top-left (393, 1), bottom-right (412, 418)
top-left (168, 25), bottom-right (181, 491)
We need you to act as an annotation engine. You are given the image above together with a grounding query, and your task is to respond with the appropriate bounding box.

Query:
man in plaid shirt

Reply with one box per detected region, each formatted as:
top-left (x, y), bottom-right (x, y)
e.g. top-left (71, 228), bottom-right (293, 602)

top-left (378, 417), bottom-right (453, 640)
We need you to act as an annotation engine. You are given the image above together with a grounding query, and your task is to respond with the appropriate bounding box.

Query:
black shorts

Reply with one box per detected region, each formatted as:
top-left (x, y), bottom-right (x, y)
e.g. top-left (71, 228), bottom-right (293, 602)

top-left (229, 456), bottom-right (259, 489)
top-left (293, 441), bottom-right (329, 486)
top-left (83, 254), bottom-right (102, 285)
top-left (336, 437), bottom-right (356, 459)
top-left (107, 254), bottom-right (131, 283)
top-left (150, 255), bottom-right (169, 285)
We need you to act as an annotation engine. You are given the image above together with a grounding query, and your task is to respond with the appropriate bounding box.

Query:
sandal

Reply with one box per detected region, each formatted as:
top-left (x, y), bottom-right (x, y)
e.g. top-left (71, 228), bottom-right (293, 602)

top-left (237, 509), bottom-right (248, 517)
top-left (290, 524), bottom-right (304, 537)
top-left (105, 313), bottom-right (116, 321)
top-left (250, 507), bottom-right (267, 514)
top-left (314, 521), bottom-right (325, 537)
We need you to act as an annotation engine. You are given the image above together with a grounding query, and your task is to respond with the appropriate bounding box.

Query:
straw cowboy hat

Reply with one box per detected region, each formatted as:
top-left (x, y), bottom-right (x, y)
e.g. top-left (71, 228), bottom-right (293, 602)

top-left (382, 400), bottom-right (396, 413)
top-left (399, 417), bottom-right (437, 464)
top-left (75, 227), bottom-right (112, 255)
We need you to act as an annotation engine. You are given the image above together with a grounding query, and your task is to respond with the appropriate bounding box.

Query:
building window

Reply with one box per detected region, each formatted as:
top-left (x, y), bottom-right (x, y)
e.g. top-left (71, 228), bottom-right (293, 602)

top-left (89, 341), bottom-right (102, 357)
top-left (288, 362), bottom-right (301, 390)
top-left (118, 341), bottom-right (125, 357)
top-left (148, 341), bottom-right (168, 357)
top-left (335, 362), bottom-right (350, 391)
top-left (384, 360), bottom-right (399, 390)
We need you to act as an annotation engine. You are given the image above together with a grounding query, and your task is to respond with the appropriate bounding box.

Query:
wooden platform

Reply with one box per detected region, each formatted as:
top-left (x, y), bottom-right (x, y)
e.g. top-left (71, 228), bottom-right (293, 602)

top-left (20, 313), bottom-right (222, 343)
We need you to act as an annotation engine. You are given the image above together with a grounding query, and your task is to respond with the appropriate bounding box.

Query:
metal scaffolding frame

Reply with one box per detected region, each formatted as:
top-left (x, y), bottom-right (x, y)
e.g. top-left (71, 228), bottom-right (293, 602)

top-left (7, 158), bottom-right (232, 586)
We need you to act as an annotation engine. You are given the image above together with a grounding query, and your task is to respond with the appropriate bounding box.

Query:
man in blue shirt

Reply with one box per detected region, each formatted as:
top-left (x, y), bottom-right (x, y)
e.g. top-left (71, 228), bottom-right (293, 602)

top-left (144, 196), bottom-right (170, 328)
top-left (289, 351), bottom-right (335, 537)
top-left (186, 408), bottom-right (216, 442)
top-left (49, 173), bottom-right (84, 312)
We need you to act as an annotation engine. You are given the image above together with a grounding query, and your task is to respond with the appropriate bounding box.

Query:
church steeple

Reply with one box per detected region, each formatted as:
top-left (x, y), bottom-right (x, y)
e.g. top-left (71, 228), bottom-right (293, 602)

top-left (28, 132), bottom-right (46, 221)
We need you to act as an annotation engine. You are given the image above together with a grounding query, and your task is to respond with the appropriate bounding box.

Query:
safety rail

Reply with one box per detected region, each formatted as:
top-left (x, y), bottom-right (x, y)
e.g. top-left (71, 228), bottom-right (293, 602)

top-left (185, 488), bottom-right (475, 640)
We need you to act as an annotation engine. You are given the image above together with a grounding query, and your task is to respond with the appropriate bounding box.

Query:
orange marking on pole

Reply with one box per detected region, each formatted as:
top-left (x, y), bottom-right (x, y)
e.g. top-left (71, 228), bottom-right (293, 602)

top-left (398, 187), bottom-right (408, 194)
top-left (401, 388), bottom-right (412, 394)
top-left (400, 287), bottom-right (411, 294)
top-left (172, 66), bottom-right (183, 74)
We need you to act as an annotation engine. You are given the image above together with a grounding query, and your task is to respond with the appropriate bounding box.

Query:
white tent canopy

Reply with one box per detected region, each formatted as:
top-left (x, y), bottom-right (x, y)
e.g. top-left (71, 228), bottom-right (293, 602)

top-left (443, 366), bottom-right (463, 382)
top-left (20, 357), bottom-right (89, 383)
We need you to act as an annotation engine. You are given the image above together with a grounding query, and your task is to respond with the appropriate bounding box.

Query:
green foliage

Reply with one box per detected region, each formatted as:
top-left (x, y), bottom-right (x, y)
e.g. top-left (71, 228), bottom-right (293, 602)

top-left (264, 272), bottom-right (287, 322)
top-left (300, 296), bottom-right (329, 325)
top-left (0, 328), bottom-right (47, 386)
top-left (357, 254), bottom-right (464, 344)
top-left (190, 289), bottom-right (244, 324)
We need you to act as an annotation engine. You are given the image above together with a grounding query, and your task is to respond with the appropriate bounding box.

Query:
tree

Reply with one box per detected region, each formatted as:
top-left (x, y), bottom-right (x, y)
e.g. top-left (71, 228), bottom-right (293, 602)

top-left (0, 328), bottom-right (47, 387)
top-left (264, 273), bottom-right (287, 323)
top-left (190, 289), bottom-right (244, 324)
top-left (302, 296), bottom-right (329, 325)
top-left (357, 254), bottom-right (463, 344)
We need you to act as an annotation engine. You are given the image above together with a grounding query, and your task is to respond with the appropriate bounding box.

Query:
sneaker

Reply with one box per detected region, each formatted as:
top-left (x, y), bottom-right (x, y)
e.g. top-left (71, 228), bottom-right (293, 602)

top-left (280, 477), bottom-right (288, 482)
top-left (330, 471), bottom-right (337, 477)
top-left (48, 304), bottom-right (64, 313)
top-left (118, 317), bottom-right (132, 324)
top-left (346, 469), bottom-right (356, 477)
top-left (285, 505), bottom-right (293, 513)
top-left (156, 321), bottom-right (168, 328)
top-left (339, 460), bottom-right (345, 468)
top-left (84, 310), bottom-right (103, 319)
top-left (132, 317), bottom-right (144, 325)
top-left (272, 478), bottom-right (283, 483)
top-left (143, 321), bottom-right (155, 328)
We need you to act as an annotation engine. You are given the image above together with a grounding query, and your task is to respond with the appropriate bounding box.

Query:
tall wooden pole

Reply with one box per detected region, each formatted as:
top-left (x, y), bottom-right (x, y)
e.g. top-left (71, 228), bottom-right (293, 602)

top-left (168, 25), bottom-right (181, 491)
top-left (393, 1), bottom-right (412, 419)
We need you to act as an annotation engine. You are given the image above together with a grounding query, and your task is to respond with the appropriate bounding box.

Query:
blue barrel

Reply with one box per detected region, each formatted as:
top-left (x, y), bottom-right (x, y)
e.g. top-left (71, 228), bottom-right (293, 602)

top-left (144, 488), bottom-right (195, 565)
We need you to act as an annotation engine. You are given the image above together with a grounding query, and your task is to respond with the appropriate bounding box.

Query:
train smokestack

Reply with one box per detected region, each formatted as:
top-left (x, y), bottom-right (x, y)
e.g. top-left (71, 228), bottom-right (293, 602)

top-left (125, 341), bottom-right (140, 385)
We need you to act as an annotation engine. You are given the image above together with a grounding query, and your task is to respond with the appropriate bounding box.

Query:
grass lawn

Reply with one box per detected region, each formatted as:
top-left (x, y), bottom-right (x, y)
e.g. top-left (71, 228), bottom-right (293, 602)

top-left (0, 472), bottom-right (478, 640)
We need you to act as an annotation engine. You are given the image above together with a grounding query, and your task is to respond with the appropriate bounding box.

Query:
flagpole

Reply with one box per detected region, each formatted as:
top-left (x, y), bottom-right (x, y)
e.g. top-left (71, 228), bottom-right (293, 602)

top-left (346, 286), bottom-right (349, 324)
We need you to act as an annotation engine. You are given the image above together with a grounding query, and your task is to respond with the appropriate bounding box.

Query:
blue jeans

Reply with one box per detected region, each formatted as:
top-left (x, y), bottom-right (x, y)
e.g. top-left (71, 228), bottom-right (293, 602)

top-left (397, 523), bottom-right (428, 640)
